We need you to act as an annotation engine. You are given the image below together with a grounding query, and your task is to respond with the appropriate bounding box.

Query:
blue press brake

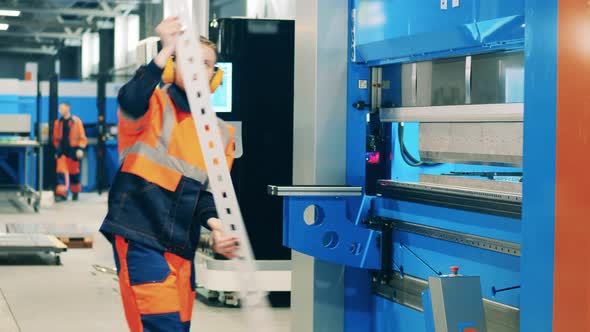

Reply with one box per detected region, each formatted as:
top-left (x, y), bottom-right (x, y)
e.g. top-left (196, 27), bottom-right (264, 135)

top-left (268, 0), bottom-right (585, 331)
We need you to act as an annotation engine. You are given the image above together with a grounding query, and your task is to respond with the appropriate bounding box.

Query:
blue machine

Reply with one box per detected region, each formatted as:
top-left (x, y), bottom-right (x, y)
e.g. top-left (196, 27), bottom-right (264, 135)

top-left (273, 0), bottom-right (582, 331)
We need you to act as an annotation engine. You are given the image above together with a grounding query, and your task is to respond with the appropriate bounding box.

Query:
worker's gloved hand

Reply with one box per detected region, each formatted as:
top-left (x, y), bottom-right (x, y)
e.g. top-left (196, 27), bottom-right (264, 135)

top-left (76, 149), bottom-right (84, 160)
top-left (207, 218), bottom-right (240, 259)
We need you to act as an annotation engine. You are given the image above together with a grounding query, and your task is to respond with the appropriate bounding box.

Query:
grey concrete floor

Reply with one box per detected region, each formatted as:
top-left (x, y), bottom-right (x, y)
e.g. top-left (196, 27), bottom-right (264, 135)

top-left (0, 194), bottom-right (290, 332)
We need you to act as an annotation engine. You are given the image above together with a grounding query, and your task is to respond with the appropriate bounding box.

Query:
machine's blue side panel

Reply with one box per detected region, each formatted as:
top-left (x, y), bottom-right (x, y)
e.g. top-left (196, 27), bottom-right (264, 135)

top-left (344, 268), bottom-right (373, 332)
top-left (520, 0), bottom-right (558, 330)
top-left (0, 95), bottom-right (20, 114)
top-left (283, 196), bottom-right (379, 269)
top-left (373, 297), bottom-right (426, 332)
top-left (375, 199), bottom-right (520, 243)
top-left (18, 96), bottom-right (36, 121)
top-left (283, 1), bottom-right (530, 330)
top-left (393, 231), bottom-right (520, 306)
top-left (346, 69), bottom-right (369, 187)
top-left (354, 0), bottom-right (525, 64)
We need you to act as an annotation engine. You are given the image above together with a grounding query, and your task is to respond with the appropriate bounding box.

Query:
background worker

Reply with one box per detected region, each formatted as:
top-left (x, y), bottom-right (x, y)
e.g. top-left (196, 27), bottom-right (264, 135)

top-left (100, 16), bottom-right (240, 332)
top-left (53, 102), bottom-right (87, 202)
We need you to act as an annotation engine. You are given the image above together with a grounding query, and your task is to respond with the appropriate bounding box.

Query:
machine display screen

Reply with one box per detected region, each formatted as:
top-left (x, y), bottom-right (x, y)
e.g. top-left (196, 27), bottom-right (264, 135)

top-left (212, 62), bottom-right (233, 113)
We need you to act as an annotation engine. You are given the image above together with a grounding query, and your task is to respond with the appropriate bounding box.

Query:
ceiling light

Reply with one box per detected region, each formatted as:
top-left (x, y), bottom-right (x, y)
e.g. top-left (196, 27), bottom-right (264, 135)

top-left (0, 10), bottom-right (20, 17)
top-left (0, 24), bottom-right (8, 31)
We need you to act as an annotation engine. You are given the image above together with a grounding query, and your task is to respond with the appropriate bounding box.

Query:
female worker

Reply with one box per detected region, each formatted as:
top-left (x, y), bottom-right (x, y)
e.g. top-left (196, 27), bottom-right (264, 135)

top-left (100, 17), bottom-right (239, 332)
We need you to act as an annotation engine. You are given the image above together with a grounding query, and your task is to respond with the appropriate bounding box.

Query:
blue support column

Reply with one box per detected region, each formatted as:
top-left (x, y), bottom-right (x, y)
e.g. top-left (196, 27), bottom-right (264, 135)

top-left (521, 0), bottom-right (558, 330)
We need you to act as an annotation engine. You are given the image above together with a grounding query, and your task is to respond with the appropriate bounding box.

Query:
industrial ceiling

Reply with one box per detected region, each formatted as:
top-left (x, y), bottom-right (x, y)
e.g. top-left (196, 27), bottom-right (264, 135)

top-left (0, 0), bottom-right (158, 55)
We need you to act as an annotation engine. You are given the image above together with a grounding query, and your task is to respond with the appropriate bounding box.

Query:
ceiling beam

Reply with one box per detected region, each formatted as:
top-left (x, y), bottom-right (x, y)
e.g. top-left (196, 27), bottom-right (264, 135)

top-left (0, 18), bottom-right (92, 29)
top-left (99, 1), bottom-right (113, 13)
top-left (1, 7), bottom-right (136, 18)
top-left (0, 47), bottom-right (57, 55)
top-left (0, 31), bottom-right (81, 40)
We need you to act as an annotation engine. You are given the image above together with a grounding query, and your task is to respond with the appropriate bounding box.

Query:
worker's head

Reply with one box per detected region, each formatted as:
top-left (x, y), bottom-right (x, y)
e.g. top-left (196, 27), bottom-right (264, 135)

top-left (59, 102), bottom-right (71, 118)
top-left (163, 36), bottom-right (220, 92)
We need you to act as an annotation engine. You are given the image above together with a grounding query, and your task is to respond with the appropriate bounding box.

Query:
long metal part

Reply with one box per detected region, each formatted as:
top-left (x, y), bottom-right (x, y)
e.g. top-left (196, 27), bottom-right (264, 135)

top-left (0, 32), bottom-right (81, 40)
top-left (420, 174), bottom-right (522, 195)
top-left (0, 47), bottom-right (57, 55)
top-left (0, 17), bottom-right (91, 29)
top-left (381, 179), bottom-right (523, 203)
top-left (267, 185), bottom-right (363, 197)
top-left (372, 272), bottom-right (520, 332)
top-left (380, 103), bottom-right (524, 123)
top-left (390, 219), bottom-right (521, 256)
top-left (377, 179), bottom-right (522, 218)
top-left (419, 122), bottom-right (523, 167)
top-left (6, 7), bottom-right (134, 18)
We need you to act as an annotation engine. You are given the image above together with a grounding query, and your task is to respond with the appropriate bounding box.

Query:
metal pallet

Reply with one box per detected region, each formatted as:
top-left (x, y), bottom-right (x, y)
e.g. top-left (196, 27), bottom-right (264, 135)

top-left (0, 233), bottom-right (67, 265)
top-left (2, 223), bottom-right (94, 249)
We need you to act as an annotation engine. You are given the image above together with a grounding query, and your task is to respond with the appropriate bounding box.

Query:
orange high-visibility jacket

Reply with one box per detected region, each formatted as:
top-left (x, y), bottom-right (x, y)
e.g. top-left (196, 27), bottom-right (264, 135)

top-left (118, 87), bottom-right (235, 192)
top-left (53, 116), bottom-right (88, 149)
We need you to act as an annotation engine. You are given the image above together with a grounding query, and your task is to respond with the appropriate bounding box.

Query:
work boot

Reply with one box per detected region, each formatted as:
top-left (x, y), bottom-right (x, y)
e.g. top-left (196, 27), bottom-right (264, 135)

top-left (55, 195), bottom-right (67, 203)
top-left (72, 193), bottom-right (79, 201)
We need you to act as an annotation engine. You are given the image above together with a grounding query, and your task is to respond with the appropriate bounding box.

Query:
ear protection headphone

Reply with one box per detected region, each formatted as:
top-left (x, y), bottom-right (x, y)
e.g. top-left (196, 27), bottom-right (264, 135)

top-left (162, 57), bottom-right (224, 93)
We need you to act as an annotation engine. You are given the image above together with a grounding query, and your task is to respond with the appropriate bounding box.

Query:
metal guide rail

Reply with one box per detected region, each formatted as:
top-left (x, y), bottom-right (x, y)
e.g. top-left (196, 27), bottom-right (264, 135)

top-left (367, 216), bottom-right (521, 257)
top-left (267, 185), bottom-right (363, 197)
top-left (377, 179), bottom-right (522, 219)
top-left (379, 103), bottom-right (524, 123)
top-left (169, 2), bottom-right (273, 323)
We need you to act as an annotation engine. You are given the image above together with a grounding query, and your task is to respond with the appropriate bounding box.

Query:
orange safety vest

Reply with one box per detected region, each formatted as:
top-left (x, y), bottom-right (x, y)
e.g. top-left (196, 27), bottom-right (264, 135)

top-left (118, 87), bottom-right (235, 192)
top-left (53, 115), bottom-right (88, 149)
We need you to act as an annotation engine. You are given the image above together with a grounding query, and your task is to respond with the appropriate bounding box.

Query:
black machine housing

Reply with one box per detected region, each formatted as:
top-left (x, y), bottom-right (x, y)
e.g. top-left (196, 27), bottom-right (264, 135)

top-left (209, 18), bottom-right (295, 305)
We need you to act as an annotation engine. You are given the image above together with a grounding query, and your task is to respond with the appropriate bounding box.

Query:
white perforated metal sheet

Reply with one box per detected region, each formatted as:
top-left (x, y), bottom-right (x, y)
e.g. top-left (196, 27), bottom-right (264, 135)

top-left (169, 2), bottom-right (273, 324)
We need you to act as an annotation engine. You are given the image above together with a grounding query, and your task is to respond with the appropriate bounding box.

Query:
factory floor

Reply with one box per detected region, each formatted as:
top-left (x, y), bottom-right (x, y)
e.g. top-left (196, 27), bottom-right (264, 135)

top-left (0, 194), bottom-right (290, 332)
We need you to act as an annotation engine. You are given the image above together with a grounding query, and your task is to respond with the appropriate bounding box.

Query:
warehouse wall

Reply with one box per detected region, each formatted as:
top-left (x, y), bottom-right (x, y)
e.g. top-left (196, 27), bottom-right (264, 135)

top-left (0, 54), bottom-right (54, 80)
top-left (0, 47), bottom-right (81, 81)
top-left (210, 0), bottom-right (247, 18)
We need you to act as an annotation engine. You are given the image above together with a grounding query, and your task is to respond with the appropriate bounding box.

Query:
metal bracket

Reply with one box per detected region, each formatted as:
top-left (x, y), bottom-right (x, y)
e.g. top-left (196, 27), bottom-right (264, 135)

top-left (366, 217), bottom-right (396, 281)
top-left (465, 55), bottom-right (472, 104)
top-left (352, 100), bottom-right (371, 111)
top-left (370, 67), bottom-right (383, 113)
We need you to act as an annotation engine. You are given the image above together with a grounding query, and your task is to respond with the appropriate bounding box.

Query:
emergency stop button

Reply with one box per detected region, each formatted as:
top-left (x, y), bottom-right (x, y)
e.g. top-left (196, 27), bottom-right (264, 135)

top-left (450, 266), bottom-right (459, 275)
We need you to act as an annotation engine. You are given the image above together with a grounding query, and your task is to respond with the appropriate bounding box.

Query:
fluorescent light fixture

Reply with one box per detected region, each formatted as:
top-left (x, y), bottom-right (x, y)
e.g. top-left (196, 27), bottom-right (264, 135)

top-left (0, 10), bottom-right (20, 17)
top-left (0, 23), bottom-right (9, 31)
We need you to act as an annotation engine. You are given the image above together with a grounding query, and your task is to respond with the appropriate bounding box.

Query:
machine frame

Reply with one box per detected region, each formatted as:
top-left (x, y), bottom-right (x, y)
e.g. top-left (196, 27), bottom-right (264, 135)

top-left (277, 0), bottom-right (590, 331)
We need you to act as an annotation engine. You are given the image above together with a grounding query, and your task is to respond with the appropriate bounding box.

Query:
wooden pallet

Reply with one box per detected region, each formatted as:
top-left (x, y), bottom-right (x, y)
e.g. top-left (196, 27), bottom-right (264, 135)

top-left (57, 236), bottom-right (93, 249)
